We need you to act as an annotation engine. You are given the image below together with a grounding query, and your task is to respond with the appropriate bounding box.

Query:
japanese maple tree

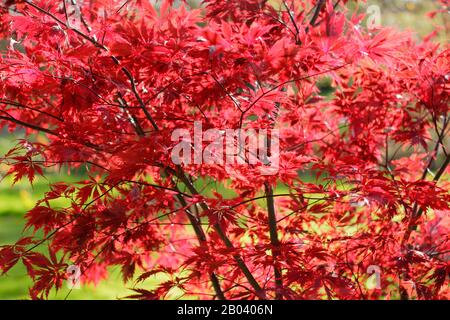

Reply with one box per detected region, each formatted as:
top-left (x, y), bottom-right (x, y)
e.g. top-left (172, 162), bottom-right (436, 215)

top-left (0, 0), bottom-right (449, 300)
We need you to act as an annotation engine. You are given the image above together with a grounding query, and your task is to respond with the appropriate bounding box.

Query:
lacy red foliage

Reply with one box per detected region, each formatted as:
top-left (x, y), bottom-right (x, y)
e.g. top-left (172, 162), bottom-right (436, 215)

top-left (0, 0), bottom-right (449, 300)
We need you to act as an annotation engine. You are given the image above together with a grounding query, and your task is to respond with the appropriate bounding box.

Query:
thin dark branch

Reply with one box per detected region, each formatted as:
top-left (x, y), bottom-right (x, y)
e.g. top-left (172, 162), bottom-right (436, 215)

top-left (0, 115), bottom-right (58, 137)
top-left (264, 182), bottom-right (283, 299)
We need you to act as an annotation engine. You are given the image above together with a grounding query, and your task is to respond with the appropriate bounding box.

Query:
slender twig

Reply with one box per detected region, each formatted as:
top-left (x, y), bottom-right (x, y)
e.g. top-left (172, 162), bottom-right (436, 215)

top-left (62, 0), bottom-right (70, 26)
top-left (308, 0), bottom-right (326, 29)
top-left (282, 0), bottom-right (301, 43)
top-left (0, 100), bottom-right (64, 122)
top-left (0, 115), bottom-right (58, 137)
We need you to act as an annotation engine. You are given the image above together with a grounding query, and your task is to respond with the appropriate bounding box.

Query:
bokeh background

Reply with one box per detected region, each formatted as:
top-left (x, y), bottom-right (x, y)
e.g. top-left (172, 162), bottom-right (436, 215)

top-left (0, 0), bottom-right (448, 299)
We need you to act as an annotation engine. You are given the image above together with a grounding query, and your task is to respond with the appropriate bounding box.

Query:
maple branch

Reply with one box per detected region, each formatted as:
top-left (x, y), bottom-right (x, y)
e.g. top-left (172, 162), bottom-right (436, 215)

top-left (122, 180), bottom-right (194, 199)
top-left (0, 115), bottom-right (58, 137)
top-left (76, 2), bottom-right (92, 33)
top-left (262, 98), bottom-right (283, 299)
top-left (305, 0), bottom-right (325, 34)
top-left (402, 151), bottom-right (450, 245)
top-left (116, 0), bottom-right (132, 14)
top-left (117, 104), bottom-right (227, 299)
top-left (116, 87), bottom-right (227, 298)
top-left (23, 183), bottom-right (119, 254)
top-left (282, 0), bottom-right (301, 44)
top-left (401, 116), bottom-right (449, 246)
top-left (62, 0), bottom-right (70, 26)
top-left (117, 92), bottom-right (226, 299)
top-left (13, 159), bottom-right (110, 172)
top-left (210, 73), bottom-right (243, 112)
top-left (119, 67), bottom-right (159, 130)
top-left (264, 182), bottom-right (283, 299)
top-left (433, 151), bottom-right (450, 182)
top-left (238, 64), bottom-right (348, 128)
top-left (172, 168), bottom-right (267, 299)
top-left (22, 0), bottom-right (158, 131)
top-left (64, 202), bottom-right (203, 300)
top-left (229, 193), bottom-right (327, 209)
top-left (0, 100), bottom-right (64, 122)
top-left (171, 186), bottom-right (226, 300)
top-left (284, 124), bottom-right (348, 152)
top-left (41, 13), bottom-right (231, 295)
top-left (117, 93), bottom-right (146, 137)
top-left (261, 12), bottom-right (297, 39)
top-left (277, 198), bottom-right (327, 223)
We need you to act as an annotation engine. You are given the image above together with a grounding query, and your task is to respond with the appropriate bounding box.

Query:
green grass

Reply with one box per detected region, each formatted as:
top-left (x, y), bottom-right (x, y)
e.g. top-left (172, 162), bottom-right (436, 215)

top-left (0, 170), bottom-right (155, 300)
top-left (0, 178), bottom-right (139, 299)
top-left (0, 176), bottom-right (139, 299)
top-left (0, 134), bottom-right (144, 300)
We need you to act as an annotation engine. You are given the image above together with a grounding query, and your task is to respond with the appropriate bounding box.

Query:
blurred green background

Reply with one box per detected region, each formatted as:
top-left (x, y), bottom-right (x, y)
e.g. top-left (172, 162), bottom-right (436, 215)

top-left (0, 0), bottom-right (447, 299)
top-left (0, 133), bottom-right (139, 299)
